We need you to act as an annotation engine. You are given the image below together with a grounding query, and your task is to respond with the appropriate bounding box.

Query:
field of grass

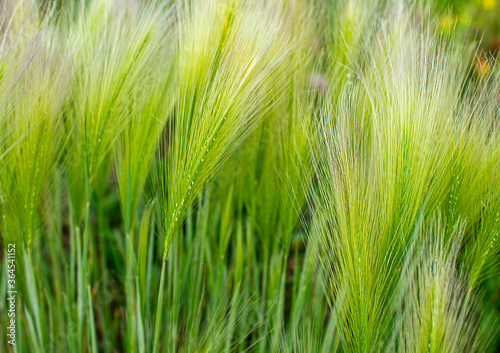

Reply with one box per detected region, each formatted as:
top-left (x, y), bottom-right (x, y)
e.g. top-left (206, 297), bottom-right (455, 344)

top-left (0, 0), bottom-right (499, 352)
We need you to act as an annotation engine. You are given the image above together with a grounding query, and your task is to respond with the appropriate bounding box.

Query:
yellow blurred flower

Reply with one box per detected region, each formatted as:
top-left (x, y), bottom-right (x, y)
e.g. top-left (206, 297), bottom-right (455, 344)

top-left (439, 13), bottom-right (456, 31)
top-left (483, 0), bottom-right (497, 11)
top-left (475, 57), bottom-right (492, 76)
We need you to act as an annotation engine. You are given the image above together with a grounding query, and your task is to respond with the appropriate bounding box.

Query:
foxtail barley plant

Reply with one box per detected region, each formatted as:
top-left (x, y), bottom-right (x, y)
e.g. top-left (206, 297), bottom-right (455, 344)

top-left (0, 0), bottom-right (499, 352)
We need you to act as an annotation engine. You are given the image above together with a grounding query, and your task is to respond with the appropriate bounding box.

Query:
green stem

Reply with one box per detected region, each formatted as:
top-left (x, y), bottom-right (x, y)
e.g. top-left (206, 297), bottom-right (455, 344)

top-left (125, 154), bottom-right (136, 352)
top-left (83, 197), bottom-right (98, 353)
top-left (82, 119), bottom-right (97, 352)
top-left (152, 251), bottom-right (168, 353)
top-left (76, 225), bottom-right (83, 351)
top-left (125, 231), bottom-right (137, 353)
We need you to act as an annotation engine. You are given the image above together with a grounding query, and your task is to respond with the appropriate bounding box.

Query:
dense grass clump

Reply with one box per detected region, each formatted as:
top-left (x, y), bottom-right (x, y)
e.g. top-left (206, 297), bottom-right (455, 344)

top-left (0, 0), bottom-right (499, 352)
